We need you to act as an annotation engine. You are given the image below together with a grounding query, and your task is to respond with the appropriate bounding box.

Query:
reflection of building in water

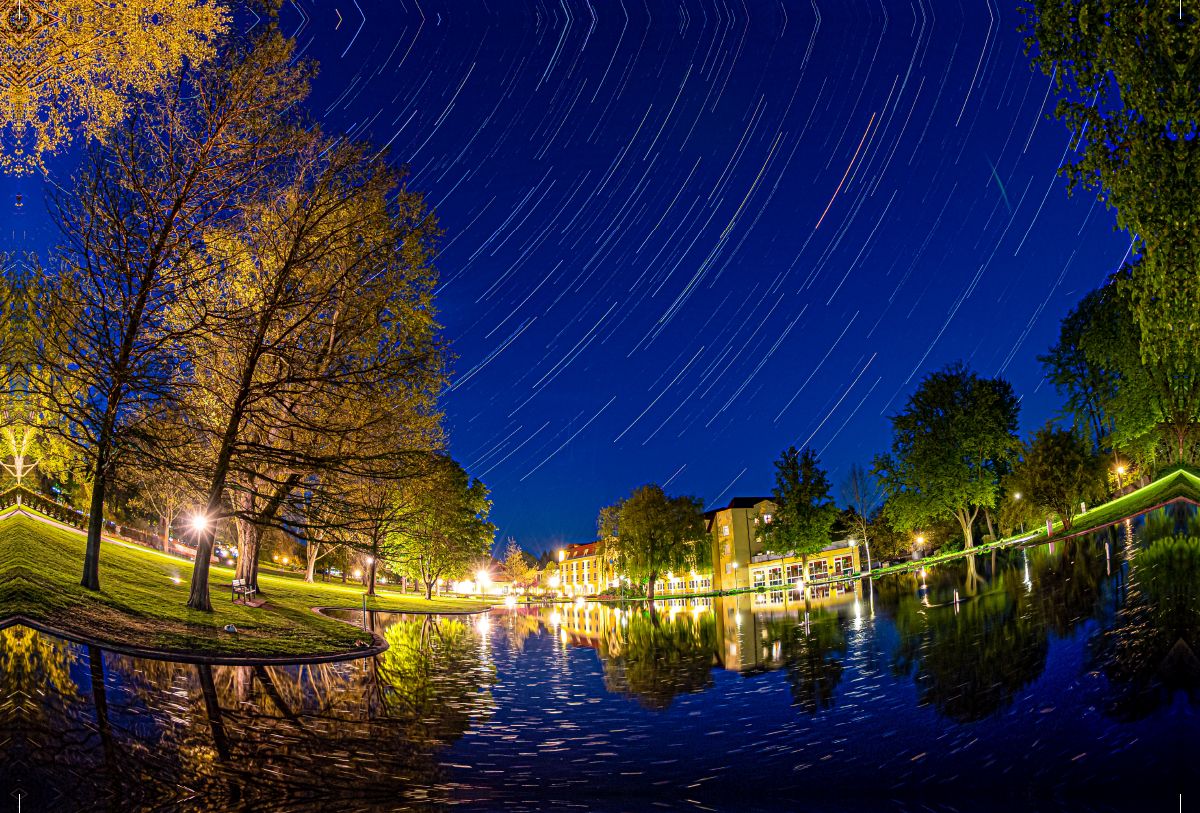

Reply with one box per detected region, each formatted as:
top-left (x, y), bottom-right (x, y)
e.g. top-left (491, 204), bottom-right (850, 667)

top-left (713, 586), bottom-right (862, 673)
top-left (0, 0), bottom-right (229, 175)
top-left (545, 586), bottom-right (861, 675)
top-left (548, 597), bottom-right (715, 649)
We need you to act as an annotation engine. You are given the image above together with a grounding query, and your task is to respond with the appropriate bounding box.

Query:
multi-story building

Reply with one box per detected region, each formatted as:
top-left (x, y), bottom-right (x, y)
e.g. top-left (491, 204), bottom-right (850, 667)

top-left (707, 495), bottom-right (862, 594)
top-left (558, 541), bottom-right (605, 596)
top-left (707, 496), bottom-right (775, 591)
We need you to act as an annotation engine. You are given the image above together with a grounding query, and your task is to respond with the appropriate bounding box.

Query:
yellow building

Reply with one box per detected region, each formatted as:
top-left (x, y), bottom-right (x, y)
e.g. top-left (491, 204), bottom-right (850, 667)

top-left (707, 496), bottom-right (775, 591)
top-left (558, 541), bottom-right (605, 596)
top-left (707, 495), bottom-right (862, 594)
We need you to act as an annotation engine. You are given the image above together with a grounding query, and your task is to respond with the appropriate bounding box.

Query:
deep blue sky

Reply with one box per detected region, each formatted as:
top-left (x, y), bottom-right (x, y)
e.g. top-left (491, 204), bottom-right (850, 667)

top-left (4, 1), bottom-right (1129, 554)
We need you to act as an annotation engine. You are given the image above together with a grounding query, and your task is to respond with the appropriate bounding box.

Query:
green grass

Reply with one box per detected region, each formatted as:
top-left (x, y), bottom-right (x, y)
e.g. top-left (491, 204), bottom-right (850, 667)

top-left (0, 511), bottom-right (494, 657)
top-left (870, 465), bottom-right (1200, 578)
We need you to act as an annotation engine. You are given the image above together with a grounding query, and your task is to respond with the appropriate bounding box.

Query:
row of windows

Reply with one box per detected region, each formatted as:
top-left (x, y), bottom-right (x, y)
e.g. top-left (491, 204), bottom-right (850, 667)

top-left (751, 555), bottom-right (855, 587)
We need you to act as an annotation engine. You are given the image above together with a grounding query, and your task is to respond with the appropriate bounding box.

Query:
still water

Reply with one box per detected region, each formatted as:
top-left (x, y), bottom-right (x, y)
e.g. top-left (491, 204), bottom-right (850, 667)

top-left (3, 509), bottom-right (1198, 812)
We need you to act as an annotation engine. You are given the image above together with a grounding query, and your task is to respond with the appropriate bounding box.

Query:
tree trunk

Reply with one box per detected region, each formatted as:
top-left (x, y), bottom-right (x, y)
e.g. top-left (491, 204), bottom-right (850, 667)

top-left (425, 580), bottom-right (433, 600)
top-left (235, 511), bottom-right (263, 593)
top-left (187, 525), bottom-right (216, 612)
top-left (304, 541), bottom-right (320, 583)
top-left (159, 515), bottom-right (169, 550)
top-left (646, 571), bottom-right (656, 603)
top-left (367, 546), bottom-right (378, 597)
top-left (984, 507), bottom-right (996, 540)
top-left (81, 461), bottom-right (109, 591)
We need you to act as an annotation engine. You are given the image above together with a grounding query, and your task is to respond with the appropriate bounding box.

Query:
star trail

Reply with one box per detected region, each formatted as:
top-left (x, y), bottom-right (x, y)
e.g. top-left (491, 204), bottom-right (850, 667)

top-left (5, 0), bottom-right (1130, 551)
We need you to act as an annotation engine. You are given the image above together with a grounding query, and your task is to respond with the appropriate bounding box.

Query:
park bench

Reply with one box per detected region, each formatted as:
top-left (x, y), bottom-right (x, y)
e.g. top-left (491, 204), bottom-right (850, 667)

top-left (232, 578), bottom-right (256, 605)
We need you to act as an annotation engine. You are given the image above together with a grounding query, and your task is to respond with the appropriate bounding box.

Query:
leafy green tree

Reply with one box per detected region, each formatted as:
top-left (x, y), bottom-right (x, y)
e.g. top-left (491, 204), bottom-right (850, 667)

top-left (873, 361), bottom-right (1019, 554)
top-left (1023, 2), bottom-right (1200, 461)
top-left (598, 484), bottom-right (706, 602)
top-left (386, 455), bottom-right (496, 600)
top-left (756, 446), bottom-right (838, 580)
top-left (866, 504), bottom-right (912, 561)
top-left (1038, 289), bottom-right (1119, 451)
top-left (1009, 422), bottom-right (1107, 531)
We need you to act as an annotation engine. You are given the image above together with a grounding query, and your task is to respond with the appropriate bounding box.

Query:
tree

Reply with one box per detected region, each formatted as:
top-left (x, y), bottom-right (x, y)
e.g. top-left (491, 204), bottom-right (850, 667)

top-left (756, 446), bottom-right (838, 583)
top-left (873, 362), bottom-right (1020, 555)
top-left (179, 101), bottom-right (444, 611)
top-left (598, 484), bottom-right (706, 603)
top-left (386, 455), bottom-right (495, 600)
top-left (1023, 2), bottom-right (1200, 462)
top-left (1038, 289), bottom-right (1119, 451)
top-left (840, 462), bottom-right (881, 571)
top-left (37, 27), bottom-right (312, 592)
top-left (500, 538), bottom-right (538, 594)
top-left (865, 504), bottom-right (911, 562)
top-left (1009, 422), bottom-right (1107, 532)
top-left (130, 465), bottom-right (192, 547)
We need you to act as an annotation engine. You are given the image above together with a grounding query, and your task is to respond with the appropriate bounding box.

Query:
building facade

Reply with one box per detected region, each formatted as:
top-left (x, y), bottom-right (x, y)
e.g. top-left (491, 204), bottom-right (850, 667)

top-left (706, 496), bottom-right (775, 591)
top-left (559, 541), bottom-right (605, 596)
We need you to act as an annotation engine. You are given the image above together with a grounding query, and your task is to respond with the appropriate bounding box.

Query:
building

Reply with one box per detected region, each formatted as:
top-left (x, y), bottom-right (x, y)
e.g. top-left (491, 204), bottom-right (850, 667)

top-left (558, 541), bottom-right (606, 596)
top-left (706, 495), bottom-right (862, 594)
top-left (707, 496), bottom-right (775, 591)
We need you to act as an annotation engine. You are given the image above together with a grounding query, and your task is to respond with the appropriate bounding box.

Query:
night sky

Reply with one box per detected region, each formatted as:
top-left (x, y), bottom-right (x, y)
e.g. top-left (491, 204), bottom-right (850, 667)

top-left (4, 1), bottom-right (1132, 553)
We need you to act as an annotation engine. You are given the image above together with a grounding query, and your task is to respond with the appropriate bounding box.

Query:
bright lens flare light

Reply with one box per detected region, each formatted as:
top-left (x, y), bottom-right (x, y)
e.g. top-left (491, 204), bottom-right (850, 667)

top-left (191, 515), bottom-right (207, 532)
top-left (504, 595), bottom-right (517, 609)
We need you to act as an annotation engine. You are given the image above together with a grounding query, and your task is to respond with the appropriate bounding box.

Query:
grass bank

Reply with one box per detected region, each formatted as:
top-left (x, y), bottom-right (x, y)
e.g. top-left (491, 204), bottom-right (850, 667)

top-left (870, 465), bottom-right (1200, 578)
top-left (0, 511), bottom-right (494, 658)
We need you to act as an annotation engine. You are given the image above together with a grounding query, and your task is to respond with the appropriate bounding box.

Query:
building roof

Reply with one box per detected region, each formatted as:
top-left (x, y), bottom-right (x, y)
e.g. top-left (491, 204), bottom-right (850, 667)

top-left (562, 541), bottom-right (600, 560)
top-left (704, 496), bottom-right (773, 524)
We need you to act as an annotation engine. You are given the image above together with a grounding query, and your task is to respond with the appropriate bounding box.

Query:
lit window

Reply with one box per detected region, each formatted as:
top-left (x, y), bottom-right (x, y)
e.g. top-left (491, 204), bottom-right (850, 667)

top-left (763, 514), bottom-right (772, 523)
top-left (722, 525), bottom-right (730, 537)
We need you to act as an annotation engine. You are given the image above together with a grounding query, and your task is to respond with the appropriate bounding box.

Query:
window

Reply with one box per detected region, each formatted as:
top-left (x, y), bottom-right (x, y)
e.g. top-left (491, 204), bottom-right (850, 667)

top-left (786, 564), bottom-right (802, 584)
top-left (808, 560), bottom-right (829, 579)
top-left (722, 525), bottom-right (730, 537)
top-left (763, 514), bottom-right (772, 523)
top-left (752, 570), bottom-right (766, 588)
top-left (834, 555), bottom-right (853, 575)
top-left (767, 566), bottom-right (782, 587)
top-left (725, 562), bottom-right (732, 574)
top-left (723, 543), bottom-right (730, 556)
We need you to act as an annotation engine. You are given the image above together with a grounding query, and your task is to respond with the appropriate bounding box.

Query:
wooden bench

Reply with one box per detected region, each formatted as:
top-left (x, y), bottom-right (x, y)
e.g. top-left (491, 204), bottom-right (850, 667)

top-left (232, 578), bottom-right (256, 604)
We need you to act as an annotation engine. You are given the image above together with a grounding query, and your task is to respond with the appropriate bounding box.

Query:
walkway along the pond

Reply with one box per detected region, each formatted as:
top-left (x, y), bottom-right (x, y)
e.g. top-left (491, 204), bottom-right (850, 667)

top-left (869, 464), bottom-right (1200, 579)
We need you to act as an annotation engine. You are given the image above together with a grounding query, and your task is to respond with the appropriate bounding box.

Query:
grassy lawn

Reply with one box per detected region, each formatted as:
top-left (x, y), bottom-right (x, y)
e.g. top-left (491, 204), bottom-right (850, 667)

top-left (870, 465), bottom-right (1200, 578)
top-left (0, 512), bottom-right (494, 657)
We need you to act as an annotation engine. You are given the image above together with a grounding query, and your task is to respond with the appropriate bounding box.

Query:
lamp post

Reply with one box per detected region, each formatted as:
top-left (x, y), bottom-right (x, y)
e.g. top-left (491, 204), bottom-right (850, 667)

top-left (1116, 465), bottom-right (1126, 492)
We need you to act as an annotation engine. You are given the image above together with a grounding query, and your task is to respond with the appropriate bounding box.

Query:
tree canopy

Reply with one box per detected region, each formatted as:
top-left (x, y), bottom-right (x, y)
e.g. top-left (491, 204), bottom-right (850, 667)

top-left (598, 484), bottom-right (706, 602)
top-left (755, 446), bottom-right (839, 570)
top-left (873, 362), bottom-right (1020, 552)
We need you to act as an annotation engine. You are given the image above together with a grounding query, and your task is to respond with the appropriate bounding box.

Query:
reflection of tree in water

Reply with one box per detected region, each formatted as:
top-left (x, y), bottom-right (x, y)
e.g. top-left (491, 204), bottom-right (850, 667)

top-left (1091, 535), bottom-right (1200, 721)
top-left (494, 609), bottom-right (545, 653)
top-left (599, 609), bottom-right (718, 710)
top-left (890, 557), bottom-right (1049, 723)
top-left (0, 614), bottom-right (497, 810)
top-left (759, 611), bottom-right (848, 714)
top-left (374, 614), bottom-right (497, 745)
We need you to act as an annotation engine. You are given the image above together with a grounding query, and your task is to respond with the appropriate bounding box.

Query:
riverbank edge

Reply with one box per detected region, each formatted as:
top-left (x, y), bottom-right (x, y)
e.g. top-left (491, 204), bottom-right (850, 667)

top-left (868, 465), bottom-right (1200, 578)
top-left (0, 609), bottom-right (389, 666)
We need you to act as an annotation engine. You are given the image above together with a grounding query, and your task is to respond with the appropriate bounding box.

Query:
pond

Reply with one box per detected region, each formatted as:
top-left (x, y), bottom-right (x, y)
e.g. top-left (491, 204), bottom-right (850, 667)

top-left (3, 507), bottom-right (1197, 811)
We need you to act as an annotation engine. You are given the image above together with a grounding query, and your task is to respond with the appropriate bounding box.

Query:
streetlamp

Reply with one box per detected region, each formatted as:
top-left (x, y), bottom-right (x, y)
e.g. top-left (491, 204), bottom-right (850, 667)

top-left (1116, 465), bottom-right (1126, 491)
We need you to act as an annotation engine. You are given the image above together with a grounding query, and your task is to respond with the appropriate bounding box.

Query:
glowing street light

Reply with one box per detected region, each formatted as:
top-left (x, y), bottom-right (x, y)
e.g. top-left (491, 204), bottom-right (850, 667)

top-left (1116, 465), bottom-right (1126, 491)
top-left (191, 515), bottom-right (207, 532)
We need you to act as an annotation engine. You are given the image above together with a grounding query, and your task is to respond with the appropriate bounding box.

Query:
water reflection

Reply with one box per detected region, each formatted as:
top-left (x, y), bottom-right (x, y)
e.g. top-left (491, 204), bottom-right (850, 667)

top-left (0, 614), bottom-right (495, 810)
top-left (0, 516), bottom-right (1195, 808)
